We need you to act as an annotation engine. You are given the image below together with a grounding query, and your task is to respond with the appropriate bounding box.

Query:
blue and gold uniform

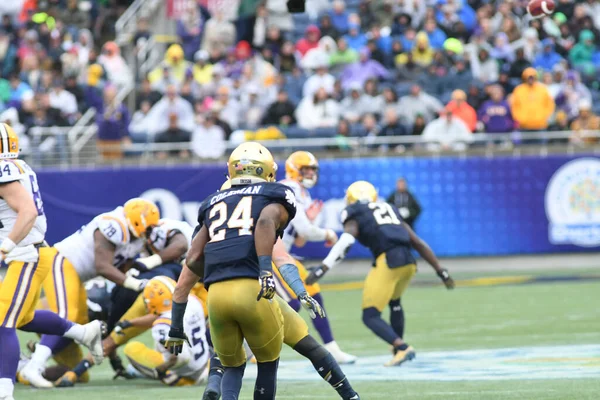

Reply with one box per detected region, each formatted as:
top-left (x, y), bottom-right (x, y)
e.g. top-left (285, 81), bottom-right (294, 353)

top-left (342, 202), bottom-right (417, 312)
top-left (199, 181), bottom-right (296, 367)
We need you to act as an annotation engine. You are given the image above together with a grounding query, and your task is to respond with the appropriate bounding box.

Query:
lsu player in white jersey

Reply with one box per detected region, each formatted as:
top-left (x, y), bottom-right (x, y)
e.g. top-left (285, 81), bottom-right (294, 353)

top-left (0, 123), bottom-right (104, 400)
top-left (21, 199), bottom-right (160, 388)
top-left (121, 276), bottom-right (209, 386)
top-left (272, 151), bottom-right (356, 364)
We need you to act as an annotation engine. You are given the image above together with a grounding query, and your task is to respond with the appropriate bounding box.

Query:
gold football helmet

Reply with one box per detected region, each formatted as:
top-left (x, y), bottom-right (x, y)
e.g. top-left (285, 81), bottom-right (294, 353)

top-left (227, 142), bottom-right (277, 185)
top-left (220, 178), bottom-right (231, 191)
top-left (123, 198), bottom-right (160, 238)
top-left (345, 181), bottom-right (378, 205)
top-left (0, 123), bottom-right (19, 159)
top-left (285, 151), bottom-right (319, 188)
top-left (143, 276), bottom-right (176, 315)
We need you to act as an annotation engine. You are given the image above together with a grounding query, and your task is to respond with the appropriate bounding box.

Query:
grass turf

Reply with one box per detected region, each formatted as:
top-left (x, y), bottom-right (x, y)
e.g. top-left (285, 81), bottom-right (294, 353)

top-left (14, 275), bottom-right (600, 399)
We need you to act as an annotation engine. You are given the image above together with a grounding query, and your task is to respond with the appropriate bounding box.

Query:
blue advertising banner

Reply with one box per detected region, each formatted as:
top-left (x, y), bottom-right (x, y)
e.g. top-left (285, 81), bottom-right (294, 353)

top-left (36, 155), bottom-right (600, 258)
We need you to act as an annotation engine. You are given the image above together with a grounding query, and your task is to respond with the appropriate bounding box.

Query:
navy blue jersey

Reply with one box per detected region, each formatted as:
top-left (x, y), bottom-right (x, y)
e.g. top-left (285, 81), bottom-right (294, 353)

top-left (198, 182), bottom-right (297, 286)
top-left (342, 202), bottom-right (415, 268)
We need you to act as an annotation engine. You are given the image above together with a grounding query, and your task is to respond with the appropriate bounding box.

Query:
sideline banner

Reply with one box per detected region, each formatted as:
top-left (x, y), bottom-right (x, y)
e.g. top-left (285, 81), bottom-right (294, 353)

top-left (36, 155), bottom-right (600, 258)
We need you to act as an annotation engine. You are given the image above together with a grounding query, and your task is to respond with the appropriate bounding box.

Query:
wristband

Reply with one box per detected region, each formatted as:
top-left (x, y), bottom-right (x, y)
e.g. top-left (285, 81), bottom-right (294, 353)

top-left (0, 238), bottom-right (16, 254)
top-left (123, 276), bottom-right (143, 291)
top-left (278, 263), bottom-right (306, 297)
top-left (258, 255), bottom-right (273, 272)
top-left (171, 301), bottom-right (188, 331)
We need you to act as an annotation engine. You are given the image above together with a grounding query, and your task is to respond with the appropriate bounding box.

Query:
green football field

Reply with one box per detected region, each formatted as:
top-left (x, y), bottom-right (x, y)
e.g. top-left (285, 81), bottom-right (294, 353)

top-left (14, 263), bottom-right (600, 400)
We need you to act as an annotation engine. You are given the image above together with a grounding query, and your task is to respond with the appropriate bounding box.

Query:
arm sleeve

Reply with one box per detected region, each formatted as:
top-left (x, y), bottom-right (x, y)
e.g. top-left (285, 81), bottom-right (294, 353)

top-left (289, 205), bottom-right (328, 241)
top-left (322, 232), bottom-right (355, 269)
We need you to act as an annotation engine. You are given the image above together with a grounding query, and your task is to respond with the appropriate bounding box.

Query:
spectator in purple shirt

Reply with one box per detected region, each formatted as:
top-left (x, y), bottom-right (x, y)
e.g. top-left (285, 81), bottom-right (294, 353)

top-left (328, 0), bottom-right (349, 34)
top-left (96, 84), bottom-right (131, 159)
top-left (477, 85), bottom-right (514, 133)
top-left (340, 48), bottom-right (390, 91)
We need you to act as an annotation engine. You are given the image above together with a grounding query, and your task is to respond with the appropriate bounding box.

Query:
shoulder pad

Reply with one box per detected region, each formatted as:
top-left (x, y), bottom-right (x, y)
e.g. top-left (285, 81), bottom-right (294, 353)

top-left (97, 215), bottom-right (130, 245)
top-left (342, 203), bottom-right (361, 223)
top-left (0, 160), bottom-right (25, 183)
top-left (264, 182), bottom-right (297, 221)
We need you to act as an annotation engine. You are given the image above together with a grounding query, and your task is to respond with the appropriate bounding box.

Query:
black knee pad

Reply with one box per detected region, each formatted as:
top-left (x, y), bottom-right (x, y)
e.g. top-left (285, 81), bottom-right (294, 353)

top-left (293, 335), bottom-right (329, 362)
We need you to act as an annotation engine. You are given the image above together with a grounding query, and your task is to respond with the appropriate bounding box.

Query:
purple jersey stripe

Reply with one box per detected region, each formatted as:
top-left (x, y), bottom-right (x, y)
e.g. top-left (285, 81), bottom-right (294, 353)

top-left (1, 263), bottom-right (29, 327)
top-left (59, 257), bottom-right (68, 319)
top-left (12, 262), bottom-right (39, 327)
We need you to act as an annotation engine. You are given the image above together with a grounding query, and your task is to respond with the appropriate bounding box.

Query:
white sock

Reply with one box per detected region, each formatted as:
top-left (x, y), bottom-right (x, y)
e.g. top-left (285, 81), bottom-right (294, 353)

top-left (63, 323), bottom-right (85, 343)
top-left (29, 344), bottom-right (52, 367)
top-left (0, 378), bottom-right (14, 397)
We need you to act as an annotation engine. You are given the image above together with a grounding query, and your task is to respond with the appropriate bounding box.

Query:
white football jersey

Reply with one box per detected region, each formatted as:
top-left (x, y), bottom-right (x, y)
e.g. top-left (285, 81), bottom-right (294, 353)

top-left (54, 207), bottom-right (144, 282)
top-left (280, 179), bottom-right (317, 251)
top-left (152, 295), bottom-right (208, 379)
top-left (0, 160), bottom-right (47, 263)
top-left (145, 218), bottom-right (194, 257)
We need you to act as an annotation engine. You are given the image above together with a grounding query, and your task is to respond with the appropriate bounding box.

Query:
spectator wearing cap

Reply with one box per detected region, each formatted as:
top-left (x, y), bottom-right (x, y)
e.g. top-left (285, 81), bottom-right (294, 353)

top-left (99, 42), bottom-right (132, 90)
top-left (262, 90), bottom-right (296, 126)
top-left (422, 109), bottom-right (473, 152)
top-left (423, 19), bottom-right (447, 51)
top-left (96, 85), bottom-right (131, 160)
top-left (510, 67), bottom-right (555, 132)
top-left (445, 90), bottom-right (477, 132)
top-left (201, 10), bottom-right (236, 54)
top-left (148, 44), bottom-right (192, 91)
top-left (296, 25), bottom-right (321, 57)
top-left (319, 15), bottom-right (340, 41)
top-left (329, 38), bottom-right (358, 67)
top-left (469, 47), bottom-right (499, 84)
top-left (155, 114), bottom-right (191, 159)
top-left (176, 2), bottom-right (207, 61)
top-left (0, 29), bottom-right (17, 77)
top-left (391, 13), bottom-right (412, 37)
top-left (302, 63), bottom-right (334, 98)
top-left (341, 84), bottom-right (368, 123)
top-left (49, 79), bottom-right (78, 123)
top-left (146, 84), bottom-right (195, 139)
top-left (191, 113), bottom-right (226, 159)
top-left (570, 100), bottom-right (600, 145)
top-left (397, 31), bottom-right (434, 68)
top-left (328, 0), bottom-right (349, 34)
top-left (192, 50), bottom-right (213, 85)
top-left (339, 48), bottom-right (390, 91)
top-left (569, 29), bottom-right (596, 77)
top-left (343, 23), bottom-right (367, 52)
top-left (477, 85), bottom-right (514, 134)
top-left (534, 38), bottom-right (565, 72)
top-left (295, 87), bottom-right (340, 129)
top-left (397, 84), bottom-right (443, 125)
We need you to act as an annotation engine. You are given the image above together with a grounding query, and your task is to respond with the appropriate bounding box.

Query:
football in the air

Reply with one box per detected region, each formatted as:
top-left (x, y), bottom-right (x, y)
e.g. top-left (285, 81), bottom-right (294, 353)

top-left (527, 0), bottom-right (555, 18)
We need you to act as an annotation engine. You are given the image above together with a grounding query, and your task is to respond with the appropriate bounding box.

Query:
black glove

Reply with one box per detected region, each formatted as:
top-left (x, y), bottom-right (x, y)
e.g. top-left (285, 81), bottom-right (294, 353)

top-left (305, 265), bottom-right (329, 286)
top-left (257, 270), bottom-right (276, 301)
top-left (110, 355), bottom-right (136, 380)
top-left (164, 327), bottom-right (190, 356)
top-left (286, 0), bottom-right (305, 13)
top-left (437, 268), bottom-right (455, 290)
top-left (114, 320), bottom-right (132, 336)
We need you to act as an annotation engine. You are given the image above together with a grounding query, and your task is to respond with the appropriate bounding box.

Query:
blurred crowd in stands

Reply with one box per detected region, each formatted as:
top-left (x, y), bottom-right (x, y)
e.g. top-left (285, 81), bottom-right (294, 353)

top-left (3, 0), bottom-right (600, 161)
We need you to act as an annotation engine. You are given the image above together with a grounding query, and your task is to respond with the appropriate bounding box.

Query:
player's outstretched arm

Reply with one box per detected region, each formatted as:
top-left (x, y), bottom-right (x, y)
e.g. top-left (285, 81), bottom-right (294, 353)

top-left (255, 203), bottom-right (290, 300)
top-left (305, 220), bottom-right (358, 285)
top-left (291, 204), bottom-right (338, 245)
top-left (93, 230), bottom-right (146, 291)
top-left (403, 222), bottom-right (454, 289)
top-left (138, 232), bottom-right (189, 270)
top-left (114, 314), bottom-right (158, 335)
top-left (0, 181), bottom-right (38, 257)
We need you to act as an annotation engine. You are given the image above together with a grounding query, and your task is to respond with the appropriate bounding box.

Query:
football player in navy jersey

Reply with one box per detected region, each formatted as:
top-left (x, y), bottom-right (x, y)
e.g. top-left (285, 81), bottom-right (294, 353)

top-left (165, 142), bottom-right (296, 400)
top-left (306, 181), bottom-right (455, 367)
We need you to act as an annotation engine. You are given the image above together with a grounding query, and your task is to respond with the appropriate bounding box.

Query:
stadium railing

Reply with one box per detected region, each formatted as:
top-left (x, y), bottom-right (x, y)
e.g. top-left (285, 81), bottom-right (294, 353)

top-left (23, 129), bottom-right (599, 169)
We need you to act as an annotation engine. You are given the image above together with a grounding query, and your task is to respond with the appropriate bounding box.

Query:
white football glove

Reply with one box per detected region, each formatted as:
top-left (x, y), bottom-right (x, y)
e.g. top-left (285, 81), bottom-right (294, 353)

top-left (136, 254), bottom-right (163, 270)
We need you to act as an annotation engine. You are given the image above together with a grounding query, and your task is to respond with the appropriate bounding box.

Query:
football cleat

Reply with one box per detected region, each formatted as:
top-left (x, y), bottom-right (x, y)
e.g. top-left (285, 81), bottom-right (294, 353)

top-left (19, 362), bottom-right (53, 388)
top-left (384, 346), bottom-right (416, 367)
top-left (54, 372), bottom-right (77, 388)
top-left (324, 341), bottom-right (357, 365)
top-left (77, 320), bottom-right (106, 365)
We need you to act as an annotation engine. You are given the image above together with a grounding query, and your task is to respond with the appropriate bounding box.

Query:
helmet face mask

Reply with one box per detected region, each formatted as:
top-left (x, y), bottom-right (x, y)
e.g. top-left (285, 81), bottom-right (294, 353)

top-left (299, 166), bottom-right (318, 188)
top-left (285, 151), bottom-right (319, 189)
top-left (123, 198), bottom-right (160, 238)
top-left (345, 181), bottom-right (378, 205)
top-left (228, 142), bottom-right (277, 185)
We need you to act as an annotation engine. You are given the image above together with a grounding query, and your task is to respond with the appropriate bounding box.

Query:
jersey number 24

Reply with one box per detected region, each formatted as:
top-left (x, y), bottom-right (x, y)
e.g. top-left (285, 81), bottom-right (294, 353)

top-left (208, 196), bottom-right (254, 242)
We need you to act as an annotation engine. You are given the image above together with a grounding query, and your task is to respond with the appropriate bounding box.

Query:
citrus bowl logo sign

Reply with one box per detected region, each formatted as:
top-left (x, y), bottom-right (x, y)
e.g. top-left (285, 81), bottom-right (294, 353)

top-left (140, 188), bottom-right (201, 226)
top-left (545, 158), bottom-right (600, 247)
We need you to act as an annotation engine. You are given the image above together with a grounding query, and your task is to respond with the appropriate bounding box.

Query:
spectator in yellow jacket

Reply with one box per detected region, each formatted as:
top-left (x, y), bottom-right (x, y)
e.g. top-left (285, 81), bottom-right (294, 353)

top-left (147, 44), bottom-right (192, 91)
top-left (510, 67), bottom-right (555, 131)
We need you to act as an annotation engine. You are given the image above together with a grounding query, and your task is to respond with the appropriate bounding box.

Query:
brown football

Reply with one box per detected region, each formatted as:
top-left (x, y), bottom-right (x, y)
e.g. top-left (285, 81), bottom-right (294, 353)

top-left (527, 0), bottom-right (556, 18)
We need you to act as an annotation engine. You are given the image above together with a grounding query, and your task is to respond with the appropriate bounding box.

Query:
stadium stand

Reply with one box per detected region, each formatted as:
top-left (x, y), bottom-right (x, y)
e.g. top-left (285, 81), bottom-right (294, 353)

top-left (2, 0), bottom-right (600, 165)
